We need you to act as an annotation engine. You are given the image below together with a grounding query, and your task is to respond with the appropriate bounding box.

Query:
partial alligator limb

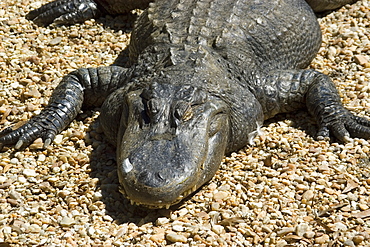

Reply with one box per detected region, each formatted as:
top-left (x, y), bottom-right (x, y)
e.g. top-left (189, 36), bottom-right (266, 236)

top-left (254, 69), bottom-right (370, 142)
top-left (0, 66), bottom-right (128, 149)
top-left (26, 0), bottom-right (103, 26)
top-left (26, 0), bottom-right (153, 26)
top-left (305, 72), bottom-right (370, 142)
top-left (306, 0), bottom-right (358, 12)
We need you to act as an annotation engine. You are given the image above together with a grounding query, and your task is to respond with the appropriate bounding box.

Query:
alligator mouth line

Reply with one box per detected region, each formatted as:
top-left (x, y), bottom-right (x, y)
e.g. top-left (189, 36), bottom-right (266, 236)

top-left (118, 184), bottom-right (198, 209)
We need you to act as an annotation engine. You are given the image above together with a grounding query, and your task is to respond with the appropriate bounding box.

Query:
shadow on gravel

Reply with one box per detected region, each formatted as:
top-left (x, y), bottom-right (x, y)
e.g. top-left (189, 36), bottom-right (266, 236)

top-left (95, 13), bottom-right (139, 67)
top-left (264, 110), bottom-right (319, 139)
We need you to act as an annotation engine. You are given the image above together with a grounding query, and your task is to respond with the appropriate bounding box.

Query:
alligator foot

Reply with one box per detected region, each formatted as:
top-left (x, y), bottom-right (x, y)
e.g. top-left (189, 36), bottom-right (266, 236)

top-left (305, 71), bottom-right (370, 142)
top-left (316, 109), bottom-right (370, 143)
top-left (26, 0), bottom-right (102, 26)
top-left (0, 116), bottom-right (58, 150)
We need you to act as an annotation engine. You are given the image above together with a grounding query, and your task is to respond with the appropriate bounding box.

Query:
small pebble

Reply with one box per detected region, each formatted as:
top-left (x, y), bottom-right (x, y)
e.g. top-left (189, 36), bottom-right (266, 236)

top-left (304, 231), bottom-right (315, 239)
top-left (172, 224), bottom-right (184, 232)
top-left (23, 168), bottom-right (37, 177)
top-left (59, 217), bottom-right (75, 227)
top-left (354, 55), bottom-right (369, 66)
top-left (277, 227), bottom-right (295, 236)
top-left (352, 235), bottom-right (365, 245)
top-left (166, 233), bottom-right (187, 243)
top-left (211, 202), bottom-right (220, 211)
top-left (213, 191), bottom-right (229, 200)
top-left (150, 233), bottom-right (165, 243)
top-left (156, 218), bottom-right (170, 226)
top-left (343, 240), bottom-right (355, 247)
top-left (301, 190), bottom-right (314, 202)
top-left (315, 234), bottom-right (330, 244)
top-left (295, 223), bottom-right (309, 237)
top-left (49, 37), bottom-right (62, 45)
top-left (29, 224), bottom-right (42, 233)
top-left (53, 135), bottom-right (64, 145)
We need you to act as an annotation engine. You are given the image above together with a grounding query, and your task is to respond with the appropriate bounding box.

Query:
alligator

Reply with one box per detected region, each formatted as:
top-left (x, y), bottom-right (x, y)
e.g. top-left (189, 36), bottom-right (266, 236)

top-left (1, 0), bottom-right (369, 208)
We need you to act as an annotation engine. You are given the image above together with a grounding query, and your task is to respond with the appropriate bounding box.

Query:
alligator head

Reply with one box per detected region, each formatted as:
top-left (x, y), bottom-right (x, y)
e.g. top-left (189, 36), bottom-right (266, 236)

top-left (115, 81), bottom-right (230, 208)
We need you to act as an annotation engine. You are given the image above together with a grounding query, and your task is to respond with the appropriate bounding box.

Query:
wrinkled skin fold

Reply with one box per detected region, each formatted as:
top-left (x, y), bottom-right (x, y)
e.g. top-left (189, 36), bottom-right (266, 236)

top-left (1, 0), bottom-right (370, 208)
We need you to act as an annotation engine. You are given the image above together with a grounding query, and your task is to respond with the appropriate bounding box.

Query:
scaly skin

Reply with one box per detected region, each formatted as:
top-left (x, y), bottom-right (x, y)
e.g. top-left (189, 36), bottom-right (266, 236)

top-left (2, 0), bottom-right (370, 208)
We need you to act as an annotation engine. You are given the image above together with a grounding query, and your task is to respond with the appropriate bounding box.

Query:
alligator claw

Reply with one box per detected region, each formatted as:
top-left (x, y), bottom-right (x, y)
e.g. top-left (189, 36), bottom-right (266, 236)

top-left (317, 111), bottom-right (370, 142)
top-left (0, 117), bottom-right (58, 150)
top-left (15, 140), bottom-right (24, 150)
top-left (26, 0), bottom-right (102, 26)
top-left (44, 138), bottom-right (53, 148)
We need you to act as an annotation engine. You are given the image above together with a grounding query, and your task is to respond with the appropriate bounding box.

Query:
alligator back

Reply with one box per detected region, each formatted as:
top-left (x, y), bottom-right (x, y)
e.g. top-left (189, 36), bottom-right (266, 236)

top-left (129, 0), bottom-right (322, 74)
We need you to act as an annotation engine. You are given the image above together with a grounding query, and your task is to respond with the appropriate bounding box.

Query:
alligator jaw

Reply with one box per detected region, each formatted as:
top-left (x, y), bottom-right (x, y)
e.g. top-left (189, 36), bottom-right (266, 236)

top-left (119, 183), bottom-right (198, 209)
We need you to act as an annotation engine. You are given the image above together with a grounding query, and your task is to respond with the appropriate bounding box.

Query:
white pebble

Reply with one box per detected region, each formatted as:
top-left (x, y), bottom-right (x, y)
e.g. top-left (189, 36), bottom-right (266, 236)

top-left (23, 168), bottom-right (37, 177)
top-left (59, 217), bottom-right (75, 227)
top-left (93, 191), bottom-right (102, 201)
top-left (166, 233), bottom-right (187, 243)
top-left (172, 224), bottom-right (184, 232)
top-left (10, 158), bottom-right (19, 164)
top-left (295, 223), bottom-right (310, 237)
top-left (3, 226), bottom-right (11, 234)
top-left (17, 176), bottom-right (27, 183)
top-left (156, 217), bottom-right (170, 226)
top-left (53, 135), bottom-right (64, 145)
top-left (37, 154), bottom-right (46, 162)
top-left (87, 227), bottom-right (95, 236)
top-left (0, 176), bottom-right (7, 183)
top-left (103, 215), bottom-right (113, 222)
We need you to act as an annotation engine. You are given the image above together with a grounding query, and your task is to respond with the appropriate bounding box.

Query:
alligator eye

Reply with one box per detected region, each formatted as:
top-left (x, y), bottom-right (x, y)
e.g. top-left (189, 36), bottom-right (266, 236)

top-left (209, 112), bottom-right (225, 137)
top-left (174, 102), bottom-right (193, 121)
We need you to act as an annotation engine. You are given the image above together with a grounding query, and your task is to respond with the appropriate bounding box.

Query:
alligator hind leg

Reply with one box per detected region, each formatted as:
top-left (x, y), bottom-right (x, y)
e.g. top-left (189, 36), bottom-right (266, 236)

top-left (0, 66), bottom-right (128, 150)
top-left (256, 69), bottom-right (370, 142)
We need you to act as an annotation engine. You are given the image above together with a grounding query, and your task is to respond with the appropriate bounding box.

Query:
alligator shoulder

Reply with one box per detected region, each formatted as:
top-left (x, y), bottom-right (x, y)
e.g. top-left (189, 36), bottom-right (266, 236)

top-left (2, 0), bottom-right (369, 208)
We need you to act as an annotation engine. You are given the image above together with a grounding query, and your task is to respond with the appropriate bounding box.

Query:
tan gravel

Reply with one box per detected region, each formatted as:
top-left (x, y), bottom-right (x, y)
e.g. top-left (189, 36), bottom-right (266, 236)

top-left (1, 0), bottom-right (370, 246)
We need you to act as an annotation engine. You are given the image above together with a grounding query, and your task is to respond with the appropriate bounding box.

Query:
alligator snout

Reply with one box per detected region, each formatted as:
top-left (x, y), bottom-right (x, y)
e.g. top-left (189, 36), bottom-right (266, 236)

top-left (118, 139), bottom-right (200, 208)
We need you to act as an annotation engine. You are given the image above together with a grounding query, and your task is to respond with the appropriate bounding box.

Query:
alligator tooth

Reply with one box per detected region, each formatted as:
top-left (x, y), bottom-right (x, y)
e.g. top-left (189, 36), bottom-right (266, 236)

top-left (118, 186), bottom-right (126, 195)
top-left (122, 158), bottom-right (133, 173)
top-left (192, 185), bottom-right (197, 192)
top-left (165, 204), bottom-right (171, 209)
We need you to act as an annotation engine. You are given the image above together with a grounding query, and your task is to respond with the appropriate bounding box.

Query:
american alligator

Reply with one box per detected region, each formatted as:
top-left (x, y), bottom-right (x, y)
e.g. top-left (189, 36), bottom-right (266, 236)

top-left (1, 0), bottom-right (369, 208)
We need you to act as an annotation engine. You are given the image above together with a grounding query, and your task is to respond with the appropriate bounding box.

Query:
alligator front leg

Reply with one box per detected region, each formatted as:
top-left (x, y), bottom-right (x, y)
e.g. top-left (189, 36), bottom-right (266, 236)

top-left (255, 69), bottom-right (370, 142)
top-left (0, 66), bottom-right (128, 150)
top-left (26, 0), bottom-right (103, 26)
top-left (305, 72), bottom-right (370, 142)
top-left (27, 0), bottom-right (153, 26)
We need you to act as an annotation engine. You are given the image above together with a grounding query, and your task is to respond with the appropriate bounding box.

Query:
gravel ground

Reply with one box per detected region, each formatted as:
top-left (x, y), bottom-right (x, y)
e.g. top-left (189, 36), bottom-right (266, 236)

top-left (0, 0), bottom-right (370, 246)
